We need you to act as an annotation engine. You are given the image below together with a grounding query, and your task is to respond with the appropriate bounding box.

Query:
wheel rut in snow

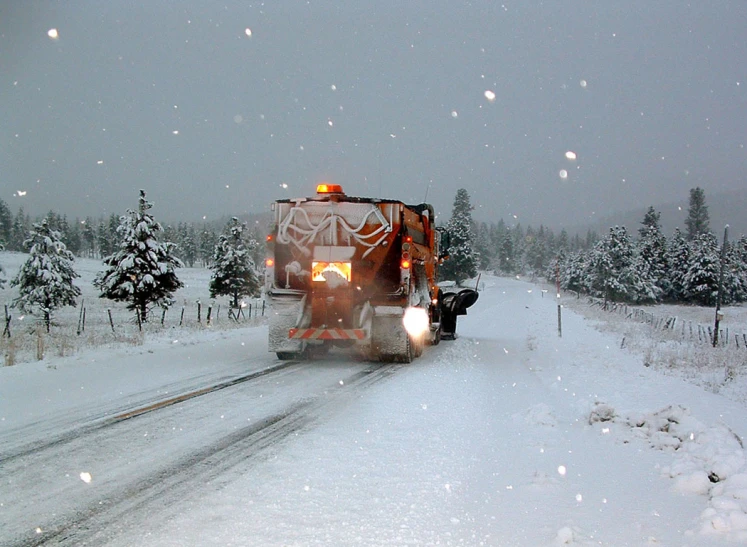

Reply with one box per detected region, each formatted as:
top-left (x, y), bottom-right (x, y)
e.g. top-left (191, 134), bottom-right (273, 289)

top-left (7, 363), bottom-right (400, 547)
top-left (0, 360), bottom-right (303, 464)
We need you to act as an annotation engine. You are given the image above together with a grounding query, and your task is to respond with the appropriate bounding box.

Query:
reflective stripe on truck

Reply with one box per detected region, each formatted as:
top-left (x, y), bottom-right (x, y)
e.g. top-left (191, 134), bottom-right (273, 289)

top-left (289, 328), bottom-right (367, 340)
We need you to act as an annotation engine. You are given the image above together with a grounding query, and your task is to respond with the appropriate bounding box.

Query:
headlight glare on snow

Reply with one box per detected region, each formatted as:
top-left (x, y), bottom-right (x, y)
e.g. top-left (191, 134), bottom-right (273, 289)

top-left (403, 306), bottom-right (429, 337)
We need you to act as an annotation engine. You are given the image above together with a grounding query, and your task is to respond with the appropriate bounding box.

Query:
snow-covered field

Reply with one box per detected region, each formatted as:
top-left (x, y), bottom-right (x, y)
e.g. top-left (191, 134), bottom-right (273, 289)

top-left (2, 255), bottom-right (747, 545)
top-left (0, 252), bottom-right (266, 365)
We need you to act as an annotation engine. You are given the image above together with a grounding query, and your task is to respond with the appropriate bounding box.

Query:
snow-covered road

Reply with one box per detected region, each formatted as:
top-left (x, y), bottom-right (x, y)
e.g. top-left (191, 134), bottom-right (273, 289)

top-left (2, 275), bottom-right (746, 546)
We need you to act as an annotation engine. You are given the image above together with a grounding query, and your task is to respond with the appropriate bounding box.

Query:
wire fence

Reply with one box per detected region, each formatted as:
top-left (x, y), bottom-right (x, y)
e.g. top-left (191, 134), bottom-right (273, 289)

top-left (1, 298), bottom-right (267, 366)
top-left (586, 298), bottom-right (747, 350)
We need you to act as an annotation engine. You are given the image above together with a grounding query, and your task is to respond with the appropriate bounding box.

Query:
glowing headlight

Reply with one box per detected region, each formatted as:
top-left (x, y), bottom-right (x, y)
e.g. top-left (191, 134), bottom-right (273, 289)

top-left (403, 307), bottom-right (429, 337)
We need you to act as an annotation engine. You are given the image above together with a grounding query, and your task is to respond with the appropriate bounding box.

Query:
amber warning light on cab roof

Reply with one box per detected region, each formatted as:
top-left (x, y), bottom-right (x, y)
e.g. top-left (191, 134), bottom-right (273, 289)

top-left (316, 183), bottom-right (344, 194)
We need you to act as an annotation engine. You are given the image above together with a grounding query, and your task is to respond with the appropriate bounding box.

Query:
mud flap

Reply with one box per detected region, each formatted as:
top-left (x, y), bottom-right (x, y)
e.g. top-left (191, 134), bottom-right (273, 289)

top-left (440, 289), bottom-right (479, 340)
top-left (267, 293), bottom-right (307, 355)
top-left (370, 311), bottom-right (412, 363)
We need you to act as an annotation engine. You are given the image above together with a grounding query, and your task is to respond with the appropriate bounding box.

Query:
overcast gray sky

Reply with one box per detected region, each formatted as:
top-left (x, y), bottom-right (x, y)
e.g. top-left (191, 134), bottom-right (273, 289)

top-left (1, 1), bottom-right (745, 227)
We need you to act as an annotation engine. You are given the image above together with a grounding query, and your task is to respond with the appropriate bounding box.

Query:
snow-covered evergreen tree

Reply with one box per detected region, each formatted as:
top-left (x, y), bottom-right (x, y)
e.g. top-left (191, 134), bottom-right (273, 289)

top-left (81, 217), bottom-right (96, 258)
top-left (94, 190), bottom-right (183, 322)
top-left (682, 232), bottom-right (720, 305)
top-left (723, 236), bottom-right (747, 304)
top-left (685, 187), bottom-right (710, 240)
top-left (498, 232), bottom-right (515, 274)
top-left (636, 207), bottom-right (668, 301)
top-left (0, 199), bottom-right (12, 246)
top-left (474, 222), bottom-right (493, 270)
top-left (666, 228), bottom-right (690, 301)
top-left (525, 226), bottom-right (549, 275)
top-left (179, 223), bottom-right (199, 267)
top-left (0, 241), bottom-right (5, 289)
top-left (209, 217), bottom-right (261, 309)
top-left (440, 188), bottom-right (478, 284)
top-left (728, 235), bottom-right (747, 303)
top-left (9, 207), bottom-right (29, 251)
top-left (10, 219), bottom-right (81, 331)
top-left (586, 227), bottom-right (640, 303)
top-left (199, 226), bottom-right (218, 267)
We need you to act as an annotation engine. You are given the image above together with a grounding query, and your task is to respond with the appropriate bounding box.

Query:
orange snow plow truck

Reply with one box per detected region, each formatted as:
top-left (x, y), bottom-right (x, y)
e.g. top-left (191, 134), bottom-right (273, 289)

top-left (265, 183), bottom-right (477, 362)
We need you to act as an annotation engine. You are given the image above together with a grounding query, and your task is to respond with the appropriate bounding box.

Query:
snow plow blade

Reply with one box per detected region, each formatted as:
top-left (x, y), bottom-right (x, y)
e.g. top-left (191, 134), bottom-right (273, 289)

top-left (440, 288), bottom-right (479, 340)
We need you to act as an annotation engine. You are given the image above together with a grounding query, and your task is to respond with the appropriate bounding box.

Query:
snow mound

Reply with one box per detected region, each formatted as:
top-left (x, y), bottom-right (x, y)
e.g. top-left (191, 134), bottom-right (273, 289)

top-left (587, 401), bottom-right (616, 425)
top-left (591, 403), bottom-right (747, 541)
top-left (522, 403), bottom-right (557, 427)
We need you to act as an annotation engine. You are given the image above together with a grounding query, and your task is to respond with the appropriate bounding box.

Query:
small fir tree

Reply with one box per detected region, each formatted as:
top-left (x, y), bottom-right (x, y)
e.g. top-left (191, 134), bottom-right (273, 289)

top-left (209, 217), bottom-right (261, 309)
top-left (94, 190), bottom-right (184, 322)
top-left (685, 187), bottom-right (710, 240)
top-left (10, 219), bottom-right (81, 331)
top-left (440, 188), bottom-right (478, 284)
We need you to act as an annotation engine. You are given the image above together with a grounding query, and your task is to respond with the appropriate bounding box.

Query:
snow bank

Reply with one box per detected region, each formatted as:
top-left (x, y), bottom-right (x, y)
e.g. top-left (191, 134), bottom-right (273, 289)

top-left (589, 402), bottom-right (747, 541)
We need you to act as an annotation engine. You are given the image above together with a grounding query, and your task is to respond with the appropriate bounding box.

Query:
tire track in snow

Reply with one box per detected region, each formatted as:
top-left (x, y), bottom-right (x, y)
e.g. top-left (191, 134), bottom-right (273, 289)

top-left (5, 363), bottom-right (399, 547)
top-left (0, 360), bottom-right (303, 464)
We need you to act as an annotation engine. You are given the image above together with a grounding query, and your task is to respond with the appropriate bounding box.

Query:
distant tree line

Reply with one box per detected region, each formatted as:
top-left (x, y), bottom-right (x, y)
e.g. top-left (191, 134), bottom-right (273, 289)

top-left (444, 186), bottom-right (747, 306)
top-left (552, 188), bottom-right (747, 306)
top-left (0, 197), bottom-right (266, 268)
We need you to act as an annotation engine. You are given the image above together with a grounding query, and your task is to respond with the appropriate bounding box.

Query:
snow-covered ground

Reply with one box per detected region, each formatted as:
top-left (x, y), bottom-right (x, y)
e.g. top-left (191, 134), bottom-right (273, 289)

top-left (2, 260), bottom-right (747, 545)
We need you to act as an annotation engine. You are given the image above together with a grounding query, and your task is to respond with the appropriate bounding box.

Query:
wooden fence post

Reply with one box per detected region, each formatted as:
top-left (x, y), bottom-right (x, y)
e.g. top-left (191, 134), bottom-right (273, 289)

top-left (2, 305), bottom-right (10, 338)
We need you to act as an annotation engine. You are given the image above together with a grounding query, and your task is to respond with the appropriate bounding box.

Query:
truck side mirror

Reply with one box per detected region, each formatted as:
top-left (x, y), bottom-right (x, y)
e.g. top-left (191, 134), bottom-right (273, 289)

top-left (438, 229), bottom-right (451, 260)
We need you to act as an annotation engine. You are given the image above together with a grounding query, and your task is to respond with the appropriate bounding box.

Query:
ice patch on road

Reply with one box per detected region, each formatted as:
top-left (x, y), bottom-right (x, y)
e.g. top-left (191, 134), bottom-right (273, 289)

top-left (588, 402), bottom-right (747, 542)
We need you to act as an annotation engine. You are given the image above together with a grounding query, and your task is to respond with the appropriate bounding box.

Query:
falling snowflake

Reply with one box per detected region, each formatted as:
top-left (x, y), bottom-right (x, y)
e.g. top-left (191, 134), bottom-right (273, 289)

top-left (244, 28), bottom-right (252, 37)
top-left (565, 151), bottom-right (577, 160)
top-left (484, 90), bottom-right (496, 102)
top-left (47, 28), bottom-right (59, 40)
top-left (559, 169), bottom-right (568, 179)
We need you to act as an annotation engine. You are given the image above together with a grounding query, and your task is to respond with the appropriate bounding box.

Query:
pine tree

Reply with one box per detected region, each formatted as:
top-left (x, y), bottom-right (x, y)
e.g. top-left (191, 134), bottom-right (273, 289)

top-left (209, 217), bottom-right (261, 309)
top-left (180, 224), bottom-right (199, 267)
top-left (0, 241), bottom-right (5, 289)
top-left (587, 226), bottom-right (638, 304)
top-left (0, 199), bottom-right (12, 246)
top-left (682, 232), bottom-right (720, 305)
top-left (199, 226), bottom-right (218, 267)
top-left (94, 190), bottom-right (184, 322)
top-left (498, 232), bottom-right (515, 274)
top-left (727, 236), bottom-right (747, 303)
top-left (10, 219), bottom-right (81, 332)
top-left (10, 207), bottom-right (29, 251)
top-left (685, 187), bottom-right (710, 240)
top-left (65, 217), bottom-right (83, 256)
top-left (666, 228), bottom-right (690, 301)
top-left (440, 189), bottom-right (478, 284)
top-left (474, 222), bottom-right (493, 270)
top-left (636, 207), bottom-right (668, 301)
top-left (525, 225), bottom-right (549, 275)
top-left (82, 217), bottom-right (96, 258)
